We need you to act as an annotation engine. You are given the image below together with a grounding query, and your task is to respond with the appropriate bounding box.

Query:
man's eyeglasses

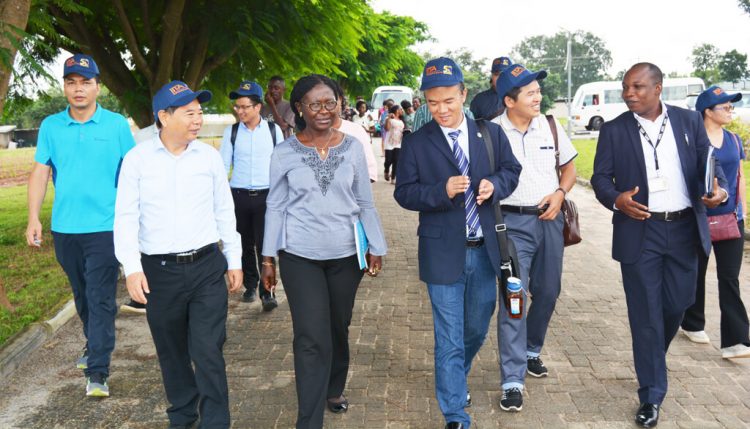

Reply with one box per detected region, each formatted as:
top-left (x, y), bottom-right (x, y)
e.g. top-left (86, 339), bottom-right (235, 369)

top-left (712, 105), bottom-right (734, 113)
top-left (233, 103), bottom-right (257, 112)
top-left (301, 100), bottom-right (338, 113)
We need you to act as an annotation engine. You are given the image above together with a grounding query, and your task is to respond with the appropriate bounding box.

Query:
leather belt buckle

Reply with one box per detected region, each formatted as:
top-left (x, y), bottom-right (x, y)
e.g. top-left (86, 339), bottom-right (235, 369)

top-left (247, 190), bottom-right (260, 196)
top-left (175, 251), bottom-right (196, 264)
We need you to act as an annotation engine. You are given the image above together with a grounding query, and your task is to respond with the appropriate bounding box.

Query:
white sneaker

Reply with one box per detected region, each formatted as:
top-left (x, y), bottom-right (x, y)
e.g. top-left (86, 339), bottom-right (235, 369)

top-left (721, 344), bottom-right (750, 359)
top-left (682, 329), bottom-right (710, 344)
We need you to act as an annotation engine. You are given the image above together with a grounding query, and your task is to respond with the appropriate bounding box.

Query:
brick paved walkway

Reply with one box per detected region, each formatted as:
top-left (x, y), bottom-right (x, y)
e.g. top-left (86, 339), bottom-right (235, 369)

top-left (1, 173), bottom-right (749, 428)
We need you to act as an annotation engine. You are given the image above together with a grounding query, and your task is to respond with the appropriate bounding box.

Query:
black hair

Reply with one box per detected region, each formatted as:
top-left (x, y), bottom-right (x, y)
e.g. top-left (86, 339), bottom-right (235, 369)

top-left (389, 104), bottom-right (402, 117)
top-left (400, 100), bottom-right (412, 110)
top-left (268, 75), bottom-right (285, 86)
top-left (234, 95), bottom-right (263, 105)
top-left (155, 106), bottom-right (179, 129)
top-left (356, 100), bottom-right (367, 110)
top-left (330, 80), bottom-right (349, 110)
top-left (629, 62), bottom-right (664, 85)
top-left (502, 87), bottom-right (522, 107)
top-left (289, 74), bottom-right (339, 131)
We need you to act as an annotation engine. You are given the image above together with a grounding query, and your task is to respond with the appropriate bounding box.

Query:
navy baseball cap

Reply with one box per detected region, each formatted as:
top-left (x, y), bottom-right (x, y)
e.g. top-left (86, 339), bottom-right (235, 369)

top-left (491, 56), bottom-right (513, 74)
top-left (496, 64), bottom-right (548, 102)
top-left (695, 86), bottom-right (742, 113)
top-left (420, 57), bottom-right (464, 91)
top-left (152, 80), bottom-right (212, 120)
top-left (229, 80), bottom-right (263, 100)
top-left (63, 54), bottom-right (99, 79)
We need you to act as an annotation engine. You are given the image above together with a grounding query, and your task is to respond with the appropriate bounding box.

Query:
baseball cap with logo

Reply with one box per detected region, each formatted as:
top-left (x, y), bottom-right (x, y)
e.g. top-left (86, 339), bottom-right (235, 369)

top-left (496, 64), bottom-right (548, 103)
top-left (63, 54), bottom-right (99, 79)
top-left (420, 57), bottom-right (464, 91)
top-left (229, 80), bottom-right (263, 100)
top-left (695, 85), bottom-right (742, 113)
top-left (491, 56), bottom-right (513, 74)
top-left (152, 80), bottom-right (212, 120)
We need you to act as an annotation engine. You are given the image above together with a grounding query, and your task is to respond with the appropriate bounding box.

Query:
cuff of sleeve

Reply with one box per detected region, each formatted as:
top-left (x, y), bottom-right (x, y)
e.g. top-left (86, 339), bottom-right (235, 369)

top-left (122, 258), bottom-right (143, 277)
top-left (225, 253), bottom-right (242, 271)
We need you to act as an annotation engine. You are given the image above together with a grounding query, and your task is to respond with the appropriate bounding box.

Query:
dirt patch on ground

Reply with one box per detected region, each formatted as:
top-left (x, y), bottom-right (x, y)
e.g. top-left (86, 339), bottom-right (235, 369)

top-left (0, 175), bottom-right (28, 188)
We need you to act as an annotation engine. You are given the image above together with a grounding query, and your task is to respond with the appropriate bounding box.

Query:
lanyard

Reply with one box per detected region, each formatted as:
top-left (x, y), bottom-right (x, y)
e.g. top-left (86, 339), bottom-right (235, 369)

top-left (636, 113), bottom-right (669, 171)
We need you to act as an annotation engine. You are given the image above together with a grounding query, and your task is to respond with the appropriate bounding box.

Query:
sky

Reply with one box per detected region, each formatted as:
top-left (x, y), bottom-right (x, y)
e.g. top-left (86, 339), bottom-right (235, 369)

top-left (370, 0), bottom-right (750, 76)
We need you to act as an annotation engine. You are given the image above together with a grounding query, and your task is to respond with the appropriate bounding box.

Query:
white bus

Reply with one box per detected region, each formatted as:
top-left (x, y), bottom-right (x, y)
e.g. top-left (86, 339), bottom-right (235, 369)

top-left (570, 78), bottom-right (705, 130)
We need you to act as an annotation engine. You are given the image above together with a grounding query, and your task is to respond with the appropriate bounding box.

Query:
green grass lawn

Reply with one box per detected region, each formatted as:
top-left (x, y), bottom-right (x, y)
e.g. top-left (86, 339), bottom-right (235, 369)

top-left (573, 138), bottom-right (750, 204)
top-left (0, 148), bottom-right (35, 181)
top-left (0, 184), bottom-right (71, 347)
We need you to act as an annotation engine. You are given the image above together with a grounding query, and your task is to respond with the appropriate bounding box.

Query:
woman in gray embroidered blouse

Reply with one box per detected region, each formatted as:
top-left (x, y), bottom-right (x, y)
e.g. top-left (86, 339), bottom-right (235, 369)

top-left (261, 74), bottom-right (386, 428)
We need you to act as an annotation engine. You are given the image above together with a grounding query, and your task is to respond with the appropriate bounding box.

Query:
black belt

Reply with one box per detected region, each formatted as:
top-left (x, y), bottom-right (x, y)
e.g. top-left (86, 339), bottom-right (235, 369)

top-left (648, 208), bottom-right (692, 222)
top-left (466, 237), bottom-right (484, 247)
top-left (232, 188), bottom-right (269, 196)
top-left (501, 205), bottom-right (546, 216)
top-left (143, 243), bottom-right (218, 264)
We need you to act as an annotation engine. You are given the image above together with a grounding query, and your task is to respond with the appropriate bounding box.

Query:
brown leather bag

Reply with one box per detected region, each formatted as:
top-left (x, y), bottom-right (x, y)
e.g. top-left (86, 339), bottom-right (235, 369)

top-left (708, 133), bottom-right (743, 242)
top-left (547, 115), bottom-right (582, 246)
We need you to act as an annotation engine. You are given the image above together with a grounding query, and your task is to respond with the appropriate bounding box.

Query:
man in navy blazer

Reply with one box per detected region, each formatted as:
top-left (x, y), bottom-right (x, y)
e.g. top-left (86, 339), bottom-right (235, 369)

top-left (591, 63), bottom-right (728, 428)
top-left (394, 57), bottom-right (521, 429)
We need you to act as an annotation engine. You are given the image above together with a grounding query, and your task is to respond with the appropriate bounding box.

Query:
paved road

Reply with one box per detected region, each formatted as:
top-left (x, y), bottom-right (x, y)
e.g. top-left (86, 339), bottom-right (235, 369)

top-left (1, 163), bottom-right (749, 428)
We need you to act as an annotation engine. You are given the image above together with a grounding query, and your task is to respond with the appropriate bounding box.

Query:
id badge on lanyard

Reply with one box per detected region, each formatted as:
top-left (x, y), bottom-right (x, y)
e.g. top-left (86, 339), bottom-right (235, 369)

top-left (639, 114), bottom-right (670, 193)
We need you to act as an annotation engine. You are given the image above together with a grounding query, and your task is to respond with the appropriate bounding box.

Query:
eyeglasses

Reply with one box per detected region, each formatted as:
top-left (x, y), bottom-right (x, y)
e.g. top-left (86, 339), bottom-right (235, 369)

top-left (233, 103), bottom-right (257, 112)
top-left (301, 99), bottom-right (338, 113)
top-left (712, 105), bottom-right (734, 113)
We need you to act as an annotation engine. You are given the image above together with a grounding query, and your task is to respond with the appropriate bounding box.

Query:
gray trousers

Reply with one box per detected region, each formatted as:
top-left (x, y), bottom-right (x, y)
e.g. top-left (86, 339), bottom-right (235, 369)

top-left (498, 211), bottom-right (564, 387)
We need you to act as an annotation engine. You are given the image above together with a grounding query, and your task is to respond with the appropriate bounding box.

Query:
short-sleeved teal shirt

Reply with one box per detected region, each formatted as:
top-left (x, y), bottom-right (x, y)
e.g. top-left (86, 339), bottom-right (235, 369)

top-left (34, 104), bottom-right (135, 233)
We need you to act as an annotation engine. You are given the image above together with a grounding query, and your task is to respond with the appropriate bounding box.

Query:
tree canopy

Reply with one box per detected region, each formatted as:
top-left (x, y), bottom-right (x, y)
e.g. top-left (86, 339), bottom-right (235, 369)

top-left (24, 0), bottom-right (428, 126)
top-left (691, 43), bottom-right (748, 85)
top-left (511, 30), bottom-right (612, 102)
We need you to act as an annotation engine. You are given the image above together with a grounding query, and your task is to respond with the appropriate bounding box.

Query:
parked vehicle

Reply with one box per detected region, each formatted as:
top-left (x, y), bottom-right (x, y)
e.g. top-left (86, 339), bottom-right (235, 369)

top-left (570, 78), bottom-right (705, 130)
top-left (370, 86), bottom-right (413, 112)
top-left (732, 91), bottom-right (750, 123)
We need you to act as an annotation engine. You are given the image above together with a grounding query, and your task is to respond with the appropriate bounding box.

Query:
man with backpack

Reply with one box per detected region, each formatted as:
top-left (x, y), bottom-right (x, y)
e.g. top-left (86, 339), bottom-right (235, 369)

top-left (219, 80), bottom-right (283, 311)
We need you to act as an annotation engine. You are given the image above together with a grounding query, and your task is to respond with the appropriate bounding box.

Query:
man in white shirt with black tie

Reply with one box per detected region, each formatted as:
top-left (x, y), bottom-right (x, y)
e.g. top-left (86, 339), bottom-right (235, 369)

top-left (114, 80), bottom-right (242, 429)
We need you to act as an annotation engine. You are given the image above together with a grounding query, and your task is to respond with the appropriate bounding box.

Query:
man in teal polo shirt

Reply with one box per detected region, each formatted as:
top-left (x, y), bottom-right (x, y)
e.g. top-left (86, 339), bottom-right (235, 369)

top-left (25, 53), bottom-right (135, 397)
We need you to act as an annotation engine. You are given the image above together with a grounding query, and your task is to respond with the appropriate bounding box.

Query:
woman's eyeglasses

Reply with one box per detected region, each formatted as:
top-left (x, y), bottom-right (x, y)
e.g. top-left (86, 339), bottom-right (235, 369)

top-left (302, 100), bottom-right (338, 113)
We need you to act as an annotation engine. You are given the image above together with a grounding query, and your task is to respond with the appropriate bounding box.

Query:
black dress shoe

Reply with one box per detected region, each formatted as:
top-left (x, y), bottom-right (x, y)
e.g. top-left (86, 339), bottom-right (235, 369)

top-left (465, 390), bottom-right (471, 407)
top-left (327, 396), bottom-right (349, 413)
top-left (635, 403), bottom-right (659, 428)
top-left (445, 423), bottom-right (464, 429)
top-left (242, 288), bottom-right (257, 303)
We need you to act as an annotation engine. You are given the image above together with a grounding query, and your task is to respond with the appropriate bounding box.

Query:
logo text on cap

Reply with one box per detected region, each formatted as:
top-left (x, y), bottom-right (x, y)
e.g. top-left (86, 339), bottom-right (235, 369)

top-left (242, 83), bottom-right (251, 90)
top-left (170, 84), bottom-right (189, 95)
top-left (79, 58), bottom-right (89, 68)
top-left (713, 88), bottom-right (724, 95)
top-left (510, 66), bottom-right (525, 77)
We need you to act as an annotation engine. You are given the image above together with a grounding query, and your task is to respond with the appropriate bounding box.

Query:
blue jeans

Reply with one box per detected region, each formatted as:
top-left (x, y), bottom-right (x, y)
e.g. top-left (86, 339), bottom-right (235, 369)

top-left (427, 245), bottom-right (497, 427)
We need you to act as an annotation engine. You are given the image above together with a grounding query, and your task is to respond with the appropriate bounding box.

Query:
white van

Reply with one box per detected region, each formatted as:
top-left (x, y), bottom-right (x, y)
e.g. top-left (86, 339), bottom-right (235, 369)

top-left (571, 78), bottom-right (705, 130)
top-left (370, 86), bottom-right (414, 111)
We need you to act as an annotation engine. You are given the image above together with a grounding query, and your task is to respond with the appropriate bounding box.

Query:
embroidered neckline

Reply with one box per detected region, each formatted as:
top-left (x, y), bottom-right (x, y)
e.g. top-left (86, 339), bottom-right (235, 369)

top-left (290, 136), bottom-right (353, 195)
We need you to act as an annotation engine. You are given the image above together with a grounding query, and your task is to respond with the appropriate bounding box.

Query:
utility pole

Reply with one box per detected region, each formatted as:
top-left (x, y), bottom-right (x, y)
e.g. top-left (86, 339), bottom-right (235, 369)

top-left (566, 32), bottom-right (572, 138)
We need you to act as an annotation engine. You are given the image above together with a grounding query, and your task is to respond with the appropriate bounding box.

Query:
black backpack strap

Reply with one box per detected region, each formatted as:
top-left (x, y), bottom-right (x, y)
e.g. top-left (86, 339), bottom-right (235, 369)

top-left (475, 119), bottom-right (515, 279)
top-left (230, 122), bottom-right (240, 166)
top-left (268, 120), bottom-right (278, 147)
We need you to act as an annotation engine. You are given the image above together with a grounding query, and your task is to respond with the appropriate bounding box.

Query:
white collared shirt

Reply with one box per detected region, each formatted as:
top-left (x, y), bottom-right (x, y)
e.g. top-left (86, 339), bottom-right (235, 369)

top-left (439, 115), bottom-right (470, 162)
top-left (114, 135), bottom-right (242, 276)
top-left (439, 115), bottom-right (483, 237)
top-left (493, 112), bottom-right (577, 206)
top-left (633, 102), bottom-right (691, 211)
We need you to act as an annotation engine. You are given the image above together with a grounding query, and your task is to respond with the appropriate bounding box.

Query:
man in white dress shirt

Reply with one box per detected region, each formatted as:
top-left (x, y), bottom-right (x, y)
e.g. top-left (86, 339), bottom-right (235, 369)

top-left (114, 80), bottom-right (242, 429)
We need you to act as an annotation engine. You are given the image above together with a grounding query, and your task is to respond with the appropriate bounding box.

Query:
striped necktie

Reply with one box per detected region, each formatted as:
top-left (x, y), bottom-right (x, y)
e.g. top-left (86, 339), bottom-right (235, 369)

top-left (448, 130), bottom-right (480, 237)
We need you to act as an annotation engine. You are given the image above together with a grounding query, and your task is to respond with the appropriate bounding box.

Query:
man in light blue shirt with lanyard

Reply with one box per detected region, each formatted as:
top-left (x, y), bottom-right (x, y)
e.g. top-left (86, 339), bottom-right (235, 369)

top-left (219, 81), bottom-right (284, 310)
top-left (25, 53), bottom-right (135, 397)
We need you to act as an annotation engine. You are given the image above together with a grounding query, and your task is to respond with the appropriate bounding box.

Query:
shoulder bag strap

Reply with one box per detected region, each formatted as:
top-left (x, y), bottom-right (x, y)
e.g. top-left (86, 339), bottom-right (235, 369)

top-left (475, 119), bottom-right (514, 277)
top-left (546, 114), bottom-right (561, 183)
top-left (730, 132), bottom-right (742, 207)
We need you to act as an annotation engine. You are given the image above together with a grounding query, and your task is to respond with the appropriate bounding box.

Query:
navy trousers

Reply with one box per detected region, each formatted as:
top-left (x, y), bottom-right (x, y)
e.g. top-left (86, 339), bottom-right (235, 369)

top-left (52, 231), bottom-right (119, 377)
top-left (620, 214), bottom-right (699, 404)
top-left (143, 246), bottom-right (230, 429)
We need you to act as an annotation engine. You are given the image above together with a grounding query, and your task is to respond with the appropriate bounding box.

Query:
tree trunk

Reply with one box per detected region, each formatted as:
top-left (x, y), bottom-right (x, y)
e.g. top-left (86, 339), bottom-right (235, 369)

top-left (0, 0), bottom-right (31, 118)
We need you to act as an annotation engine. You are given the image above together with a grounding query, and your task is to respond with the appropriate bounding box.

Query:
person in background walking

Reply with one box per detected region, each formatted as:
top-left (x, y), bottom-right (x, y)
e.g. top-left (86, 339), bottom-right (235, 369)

top-left (470, 56), bottom-right (512, 121)
top-left (384, 104), bottom-right (405, 184)
top-left (680, 86), bottom-right (750, 359)
top-left (261, 76), bottom-right (296, 138)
